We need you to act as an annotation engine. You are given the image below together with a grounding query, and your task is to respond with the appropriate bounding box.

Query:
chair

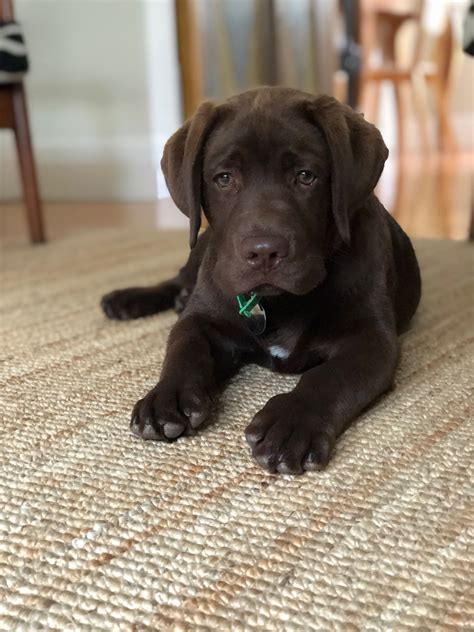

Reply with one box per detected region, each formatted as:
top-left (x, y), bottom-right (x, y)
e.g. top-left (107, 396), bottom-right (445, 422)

top-left (0, 0), bottom-right (45, 242)
top-left (358, 0), bottom-right (457, 154)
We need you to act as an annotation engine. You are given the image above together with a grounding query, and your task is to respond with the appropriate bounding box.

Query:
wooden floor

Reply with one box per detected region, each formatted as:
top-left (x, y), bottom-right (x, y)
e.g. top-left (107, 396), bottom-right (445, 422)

top-left (1, 152), bottom-right (472, 247)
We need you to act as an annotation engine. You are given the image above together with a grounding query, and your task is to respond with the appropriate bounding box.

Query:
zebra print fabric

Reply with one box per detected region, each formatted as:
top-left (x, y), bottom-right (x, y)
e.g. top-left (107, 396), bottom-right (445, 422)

top-left (464, 1), bottom-right (474, 56)
top-left (0, 21), bottom-right (29, 84)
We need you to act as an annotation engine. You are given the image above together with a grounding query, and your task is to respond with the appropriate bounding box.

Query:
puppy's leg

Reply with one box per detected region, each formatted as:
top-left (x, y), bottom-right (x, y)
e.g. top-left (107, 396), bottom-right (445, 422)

top-left (245, 325), bottom-right (399, 474)
top-left (131, 315), bottom-right (242, 440)
top-left (101, 230), bottom-right (209, 320)
top-left (101, 279), bottom-right (182, 320)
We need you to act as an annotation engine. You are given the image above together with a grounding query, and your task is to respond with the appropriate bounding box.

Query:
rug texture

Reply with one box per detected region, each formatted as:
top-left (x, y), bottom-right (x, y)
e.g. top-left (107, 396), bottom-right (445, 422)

top-left (0, 229), bottom-right (473, 631)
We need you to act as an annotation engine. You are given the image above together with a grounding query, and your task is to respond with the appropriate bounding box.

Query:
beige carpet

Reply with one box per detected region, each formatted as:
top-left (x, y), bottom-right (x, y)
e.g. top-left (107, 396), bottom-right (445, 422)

top-left (0, 229), bottom-right (473, 630)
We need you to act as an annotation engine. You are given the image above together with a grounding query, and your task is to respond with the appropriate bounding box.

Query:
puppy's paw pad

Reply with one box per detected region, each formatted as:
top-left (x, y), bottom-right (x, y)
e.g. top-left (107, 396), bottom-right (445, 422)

top-left (162, 421), bottom-right (186, 439)
top-left (101, 289), bottom-right (140, 320)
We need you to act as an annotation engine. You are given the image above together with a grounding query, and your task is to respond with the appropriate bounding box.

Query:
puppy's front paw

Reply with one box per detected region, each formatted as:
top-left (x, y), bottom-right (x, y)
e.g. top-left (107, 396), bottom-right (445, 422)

top-left (130, 380), bottom-right (212, 441)
top-left (245, 393), bottom-right (335, 474)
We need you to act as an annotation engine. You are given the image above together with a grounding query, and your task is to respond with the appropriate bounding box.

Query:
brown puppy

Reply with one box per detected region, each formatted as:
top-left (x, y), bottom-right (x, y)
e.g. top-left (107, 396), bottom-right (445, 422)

top-left (102, 87), bottom-right (421, 474)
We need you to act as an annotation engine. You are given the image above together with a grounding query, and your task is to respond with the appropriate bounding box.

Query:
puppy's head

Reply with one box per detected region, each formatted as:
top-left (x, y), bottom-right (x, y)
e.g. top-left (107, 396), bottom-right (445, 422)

top-left (161, 87), bottom-right (388, 297)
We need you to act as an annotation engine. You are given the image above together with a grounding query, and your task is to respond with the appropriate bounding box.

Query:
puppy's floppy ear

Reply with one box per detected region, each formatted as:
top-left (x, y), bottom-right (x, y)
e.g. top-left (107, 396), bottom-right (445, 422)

top-left (308, 96), bottom-right (388, 244)
top-left (161, 101), bottom-right (218, 248)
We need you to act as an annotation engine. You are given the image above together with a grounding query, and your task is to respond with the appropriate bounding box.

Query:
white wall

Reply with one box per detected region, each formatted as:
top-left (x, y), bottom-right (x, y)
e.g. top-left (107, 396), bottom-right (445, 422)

top-left (1, 0), bottom-right (470, 203)
top-left (0, 0), bottom-right (182, 201)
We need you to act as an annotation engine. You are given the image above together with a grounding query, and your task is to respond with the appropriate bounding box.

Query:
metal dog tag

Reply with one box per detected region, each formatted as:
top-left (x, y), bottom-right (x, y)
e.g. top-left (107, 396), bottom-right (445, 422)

top-left (245, 301), bottom-right (267, 335)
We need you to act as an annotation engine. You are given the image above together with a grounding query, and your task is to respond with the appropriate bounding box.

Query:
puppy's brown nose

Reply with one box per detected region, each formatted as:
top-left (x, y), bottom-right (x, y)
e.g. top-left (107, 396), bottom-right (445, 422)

top-left (240, 235), bottom-right (289, 271)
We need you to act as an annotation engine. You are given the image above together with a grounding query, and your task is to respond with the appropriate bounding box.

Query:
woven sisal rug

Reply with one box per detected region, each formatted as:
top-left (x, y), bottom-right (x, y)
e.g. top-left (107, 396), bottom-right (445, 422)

top-left (1, 229), bottom-right (473, 630)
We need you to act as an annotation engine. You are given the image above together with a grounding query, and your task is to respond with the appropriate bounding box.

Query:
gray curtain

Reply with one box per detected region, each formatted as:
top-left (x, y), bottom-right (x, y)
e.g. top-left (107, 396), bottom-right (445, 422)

top-left (195, 0), bottom-right (339, 100)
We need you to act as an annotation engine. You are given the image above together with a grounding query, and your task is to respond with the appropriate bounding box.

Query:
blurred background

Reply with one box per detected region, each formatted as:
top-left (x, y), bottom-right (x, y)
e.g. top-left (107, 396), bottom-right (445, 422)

top-left (0, 0), bottom-right (473, 247)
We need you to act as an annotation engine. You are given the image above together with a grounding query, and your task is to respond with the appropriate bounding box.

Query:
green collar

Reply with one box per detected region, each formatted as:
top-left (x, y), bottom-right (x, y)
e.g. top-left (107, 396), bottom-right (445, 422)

top-left (236, 292), bottom-right (261, 318)
top-left (236, 293), bottom-right (266, 335)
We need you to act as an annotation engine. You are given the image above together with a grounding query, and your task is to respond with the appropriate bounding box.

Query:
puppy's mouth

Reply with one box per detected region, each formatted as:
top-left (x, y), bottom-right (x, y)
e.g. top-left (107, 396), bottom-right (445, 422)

top-left (215, 256), bottom-right (326, 299)
top-left (236, 280), bottom-right (314, 297)
top-left (250, 284), bottom-right (283, 297)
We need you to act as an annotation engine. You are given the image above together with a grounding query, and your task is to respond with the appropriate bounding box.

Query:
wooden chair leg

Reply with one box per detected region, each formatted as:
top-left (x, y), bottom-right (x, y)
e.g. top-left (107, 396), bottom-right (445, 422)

top-left (12, 83), bottom-right (45, 243)
top-left (469, 177), bottom-right (474, 242)
top-left (410, 73), bottom-right (431, 154)
top-left (361, 79), bottom-right (381, 124)
top-left (393, 79), bottom-right (406, 155)
top-left (432, 77), bottom-right (457, 153)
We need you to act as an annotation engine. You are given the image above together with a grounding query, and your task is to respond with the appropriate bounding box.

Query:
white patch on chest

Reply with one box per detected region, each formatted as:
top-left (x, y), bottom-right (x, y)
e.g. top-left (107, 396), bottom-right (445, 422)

top-left (268, 345), bottom-right (290, 359)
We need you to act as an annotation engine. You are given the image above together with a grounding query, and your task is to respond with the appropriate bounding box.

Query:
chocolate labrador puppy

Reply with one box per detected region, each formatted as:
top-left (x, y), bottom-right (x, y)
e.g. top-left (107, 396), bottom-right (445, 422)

top-left (101, 87), bottom-right (421, 474)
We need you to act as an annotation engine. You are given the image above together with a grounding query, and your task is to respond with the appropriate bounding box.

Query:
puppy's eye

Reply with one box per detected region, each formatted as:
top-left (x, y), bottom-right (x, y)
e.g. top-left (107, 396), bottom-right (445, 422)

top-left (214, 172), bottom-right (232, 188)
top-left (296, 170), bottom-right (317, 186)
